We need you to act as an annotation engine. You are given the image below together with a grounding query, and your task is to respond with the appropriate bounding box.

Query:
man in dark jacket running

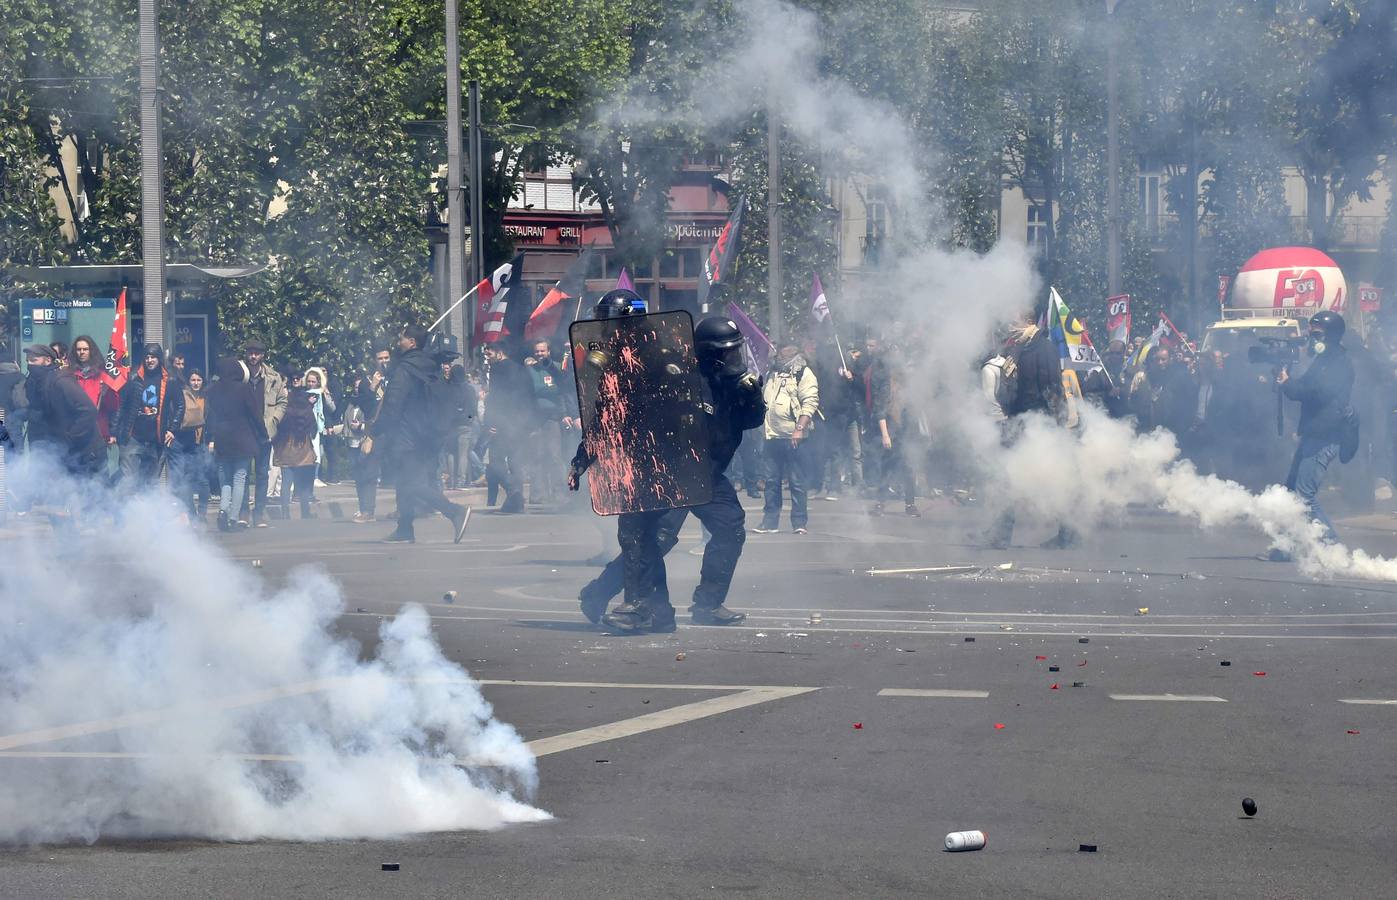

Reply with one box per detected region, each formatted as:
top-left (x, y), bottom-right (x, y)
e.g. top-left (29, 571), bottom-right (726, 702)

top-left (370, 325), bottom-right (470, 544)
top-left (983, 323), bottom-right (1078, 550)
top-left (1268, 310), bottom-right (1355, 560)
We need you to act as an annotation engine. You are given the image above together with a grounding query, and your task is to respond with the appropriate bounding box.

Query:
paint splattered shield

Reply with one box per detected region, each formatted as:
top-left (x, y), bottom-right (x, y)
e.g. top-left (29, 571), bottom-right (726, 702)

top-left (570, 311), bottom-right (714, 515)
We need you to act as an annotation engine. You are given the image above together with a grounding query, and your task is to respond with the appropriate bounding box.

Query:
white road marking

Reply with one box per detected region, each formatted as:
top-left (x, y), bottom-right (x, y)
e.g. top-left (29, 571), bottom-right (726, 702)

top-left (866, 565), bottom-right (979, 576)
top-left (1108, 693), bottom-right (1228, 703)
top-left (1338, 698), bottom-right (1397, 705)
top-left (526, 687), bottom-right (818, 758)
top-left (877, 688), bottom-right (989, 699)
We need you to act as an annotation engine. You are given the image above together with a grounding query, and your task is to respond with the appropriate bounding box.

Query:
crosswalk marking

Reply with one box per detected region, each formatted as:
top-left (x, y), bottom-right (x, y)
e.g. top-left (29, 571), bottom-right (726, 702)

top-left (1338, 698), bottom-right (1397, 705)
top-left (877, 688), bottom-right (990, 699)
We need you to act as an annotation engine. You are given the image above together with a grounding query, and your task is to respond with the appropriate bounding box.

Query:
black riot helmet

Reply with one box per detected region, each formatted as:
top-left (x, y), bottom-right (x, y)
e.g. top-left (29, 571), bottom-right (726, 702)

top-left (594, 289), bottom-right (646, 320)
top-left (1308, 310), bottom-right (1345, 354)
top-left (694, 316), bottom-right (747, 379)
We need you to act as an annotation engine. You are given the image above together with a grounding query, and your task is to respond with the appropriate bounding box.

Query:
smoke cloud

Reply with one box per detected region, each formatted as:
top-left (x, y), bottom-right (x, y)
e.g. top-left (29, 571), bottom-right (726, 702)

top-left (0, 452), bottom-right (544, 844)
top-left (669, 0), bottom-right (1397, 581)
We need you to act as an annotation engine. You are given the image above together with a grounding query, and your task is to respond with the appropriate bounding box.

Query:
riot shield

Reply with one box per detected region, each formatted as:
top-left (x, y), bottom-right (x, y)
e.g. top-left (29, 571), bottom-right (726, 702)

top-left (570, 311), bottom-right (714, 515)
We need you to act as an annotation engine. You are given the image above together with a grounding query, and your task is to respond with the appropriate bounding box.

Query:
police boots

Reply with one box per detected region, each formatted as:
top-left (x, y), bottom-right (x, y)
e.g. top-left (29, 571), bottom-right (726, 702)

top-left (689, 604), bottom-right (746, 626)
top-left (601, 600), bottom-right (677, 635)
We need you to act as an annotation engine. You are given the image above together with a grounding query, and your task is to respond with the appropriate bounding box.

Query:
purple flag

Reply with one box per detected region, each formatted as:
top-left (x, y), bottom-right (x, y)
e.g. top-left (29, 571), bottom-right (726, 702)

top-left (616, 268), bottom-right (634, 292)
top-left (725, 301), bottom-right (774, 375)
top-left (809, 273), bottom-right (832, 332)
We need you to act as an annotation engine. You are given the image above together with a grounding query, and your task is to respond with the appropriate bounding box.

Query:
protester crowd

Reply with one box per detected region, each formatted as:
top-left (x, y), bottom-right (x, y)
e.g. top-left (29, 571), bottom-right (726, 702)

top-left (3, 305), bottom-right (1394, 546)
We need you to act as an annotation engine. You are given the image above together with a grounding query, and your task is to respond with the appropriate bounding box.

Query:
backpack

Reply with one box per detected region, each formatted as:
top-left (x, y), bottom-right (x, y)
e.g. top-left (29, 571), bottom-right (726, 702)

top-left (993, 352), bottom-right (1019, 412)
top-left (404, 370), bottom-right (458, 448)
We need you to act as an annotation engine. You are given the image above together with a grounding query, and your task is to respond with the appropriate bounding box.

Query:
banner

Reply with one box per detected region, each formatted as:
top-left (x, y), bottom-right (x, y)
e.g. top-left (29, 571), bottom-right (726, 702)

top-left (1047, 287), bottom-right (1101, 372)
top-left (696, 197), bottom-right (746, 311)
top-left (102, 287), bottom-right (130, 392)
top-left (1106, 294), bottom-right (1131, 345)
top-left (1217, 274), bottom-right (1231, 314)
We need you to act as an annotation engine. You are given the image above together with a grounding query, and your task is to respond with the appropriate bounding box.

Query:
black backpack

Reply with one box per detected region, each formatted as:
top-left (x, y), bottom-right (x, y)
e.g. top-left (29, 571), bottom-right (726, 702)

top-left (404, 369), bottom-right (458, 448)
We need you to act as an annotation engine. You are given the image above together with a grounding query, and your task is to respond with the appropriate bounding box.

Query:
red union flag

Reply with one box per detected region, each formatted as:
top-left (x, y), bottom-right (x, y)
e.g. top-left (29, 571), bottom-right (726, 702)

top-left (1106, 294), bottom-right (1131, 345)
top-left (101, 287), bottom-right (130, 392)
top-left (696, 196), bottom-right (746, 310)
top-left (472, 253), bottom-right (525, 345)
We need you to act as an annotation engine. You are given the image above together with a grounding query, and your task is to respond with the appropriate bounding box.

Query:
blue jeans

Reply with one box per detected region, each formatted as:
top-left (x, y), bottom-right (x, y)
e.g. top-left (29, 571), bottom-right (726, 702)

top-left (761, 437), bottom-right (808, 529)
top-left (218, 456), bottom-right (251, 520)
top-left (1286, 440), bottom-right (1340, 543)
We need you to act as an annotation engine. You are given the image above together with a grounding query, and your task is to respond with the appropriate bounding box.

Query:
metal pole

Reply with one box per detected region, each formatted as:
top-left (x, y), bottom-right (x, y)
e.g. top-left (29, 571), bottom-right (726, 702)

top-left (467, 79), bottom-right (485, 348)
top-left (444, 0), bottom-right (466, 348)
top-left (767, 100), bottom-right (782, 346)
top-left (138, 0), bottom-right (166, 348)
top-left (1105, 0), bottom-right (1122, 297)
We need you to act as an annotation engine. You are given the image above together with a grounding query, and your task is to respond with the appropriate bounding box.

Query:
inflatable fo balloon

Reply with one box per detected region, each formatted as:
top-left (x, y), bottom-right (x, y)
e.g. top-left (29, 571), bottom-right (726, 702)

top-left (1231, 246), bottom-right (1347, 313)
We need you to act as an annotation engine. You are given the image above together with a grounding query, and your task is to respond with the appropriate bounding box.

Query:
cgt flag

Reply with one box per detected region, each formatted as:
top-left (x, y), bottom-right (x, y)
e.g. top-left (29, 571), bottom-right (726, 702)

top-left (697, 196), bottom-right (746, 311)
top-left (473, 253), bottom-right (525, 346)
top-left (809, 272), bottom-right (832, 332)
top-left (101, 286), bottom-right (130, 393)
top-left (525, 248), bottom-right (595, 342)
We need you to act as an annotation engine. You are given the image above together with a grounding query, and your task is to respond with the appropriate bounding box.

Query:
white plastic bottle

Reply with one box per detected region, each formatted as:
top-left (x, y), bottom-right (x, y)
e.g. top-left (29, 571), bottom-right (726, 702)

top-left (944, 830), bottom-right (987, 851)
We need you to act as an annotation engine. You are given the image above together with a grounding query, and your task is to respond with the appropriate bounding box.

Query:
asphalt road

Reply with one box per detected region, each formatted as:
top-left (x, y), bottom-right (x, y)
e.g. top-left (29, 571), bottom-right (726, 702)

top-left (2, 485), bottom-right (1396, 898)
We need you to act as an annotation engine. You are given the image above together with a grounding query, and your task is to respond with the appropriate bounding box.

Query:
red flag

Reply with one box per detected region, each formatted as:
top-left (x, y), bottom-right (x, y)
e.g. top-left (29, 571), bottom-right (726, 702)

top-left (472, 254), bottom-right (525, 346)
top-left (101, 287), bottom-right (130, 393)
top-left (526, 248), bottom-right (595, 342)
top-left (696, 196), bottom-right (746, 310)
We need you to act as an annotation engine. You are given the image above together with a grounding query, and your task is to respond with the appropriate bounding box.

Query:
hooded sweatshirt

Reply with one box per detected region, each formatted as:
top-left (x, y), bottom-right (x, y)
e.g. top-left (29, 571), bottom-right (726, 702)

top-left (762, 352), bottom-right (820, 439)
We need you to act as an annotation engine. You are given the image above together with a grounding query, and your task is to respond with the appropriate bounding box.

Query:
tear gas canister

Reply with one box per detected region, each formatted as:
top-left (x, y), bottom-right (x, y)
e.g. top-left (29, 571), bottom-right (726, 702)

top-left (944, 830), bottom-right (987, 851)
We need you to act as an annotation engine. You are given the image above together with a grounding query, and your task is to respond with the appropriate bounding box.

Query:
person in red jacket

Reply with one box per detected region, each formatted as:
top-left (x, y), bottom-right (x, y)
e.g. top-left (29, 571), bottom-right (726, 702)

top-left (68, 335), bottom-right (120, 449)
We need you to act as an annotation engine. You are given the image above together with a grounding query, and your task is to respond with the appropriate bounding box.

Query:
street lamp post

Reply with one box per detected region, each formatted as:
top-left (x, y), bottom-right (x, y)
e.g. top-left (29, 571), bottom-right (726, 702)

top-left (444, 0), bottom-right (466, 348)
top-left (1106, 0), bottom-right (1122, 298)
top-left (138, 0), bottom-right (166, 348)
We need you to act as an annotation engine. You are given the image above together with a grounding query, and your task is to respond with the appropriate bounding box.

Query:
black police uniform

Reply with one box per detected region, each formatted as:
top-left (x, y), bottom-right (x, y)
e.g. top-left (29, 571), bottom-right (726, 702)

top-left (572, 312), bottom-right (765, 632)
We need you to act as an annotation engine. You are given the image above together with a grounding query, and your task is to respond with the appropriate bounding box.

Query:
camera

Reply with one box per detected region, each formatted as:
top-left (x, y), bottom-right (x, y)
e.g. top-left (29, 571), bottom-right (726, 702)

top-left (1247, 337), bottom-right (1305, 367)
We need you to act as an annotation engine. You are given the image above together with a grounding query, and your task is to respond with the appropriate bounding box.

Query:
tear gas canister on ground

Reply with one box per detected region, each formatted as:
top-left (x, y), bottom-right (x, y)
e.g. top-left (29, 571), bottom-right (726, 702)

top-left (944, 830), bottom-right (987, 851)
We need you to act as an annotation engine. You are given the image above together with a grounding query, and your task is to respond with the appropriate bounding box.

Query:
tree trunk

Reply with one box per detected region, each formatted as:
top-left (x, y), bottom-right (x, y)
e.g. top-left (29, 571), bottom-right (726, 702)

top-left (1306, 175), bottom-right (1329, 251)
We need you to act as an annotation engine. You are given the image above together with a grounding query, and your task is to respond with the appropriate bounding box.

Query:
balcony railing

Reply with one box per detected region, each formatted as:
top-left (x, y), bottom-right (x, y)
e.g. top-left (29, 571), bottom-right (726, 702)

top-left (1140, 214), bottom-right (1386, 250)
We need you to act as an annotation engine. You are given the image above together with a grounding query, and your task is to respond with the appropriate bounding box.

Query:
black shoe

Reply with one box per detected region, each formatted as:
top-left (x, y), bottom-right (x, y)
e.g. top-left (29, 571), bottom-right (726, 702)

top-left (648, 605), bottom-right (677, 634)
top-left (381, 530), bottom-right (415, 544)
top-left (690, 604), bottom-right (746, 626)
top-left (601, 602), bottom-right (649, 634)
top-left (579, 585), bottom-right (609, 625)
top-left (217, 511), bottom-right (231, 532)
top-left (870, 502), bottom-right (883, 517)
top-left (905, 504), bottom-right (921, 518)
top-left (451, 506), bottom-right (472, 543)
top-left (499, 496), bottom-right (525, 514)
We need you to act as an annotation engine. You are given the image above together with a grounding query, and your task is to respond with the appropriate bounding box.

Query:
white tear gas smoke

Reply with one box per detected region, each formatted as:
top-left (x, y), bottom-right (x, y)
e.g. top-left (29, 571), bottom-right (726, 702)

top-left (660, 0), bottom-right (1397, 581)
top-left (0, 451), bottom-right (545, 844)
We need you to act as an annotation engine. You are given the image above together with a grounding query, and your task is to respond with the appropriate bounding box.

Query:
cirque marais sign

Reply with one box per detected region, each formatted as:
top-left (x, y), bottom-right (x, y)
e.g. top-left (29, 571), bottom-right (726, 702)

top-left (570, 311), bottom-right (714, 516)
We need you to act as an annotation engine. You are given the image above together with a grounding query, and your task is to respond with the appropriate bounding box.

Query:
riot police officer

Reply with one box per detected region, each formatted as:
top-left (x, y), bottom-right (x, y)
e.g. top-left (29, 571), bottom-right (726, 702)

top-left (570, 309), bottom-right (765, 633)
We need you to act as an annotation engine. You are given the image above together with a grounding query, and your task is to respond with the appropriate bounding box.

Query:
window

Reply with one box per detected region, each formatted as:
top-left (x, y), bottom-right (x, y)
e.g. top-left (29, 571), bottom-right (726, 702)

top-left (1138, 174), bottom-right (1161, 237)
top-left (679, 249), bottom-right (702, 278)
top-left (659, 250), bottom-right (680, 278)
top-left (1027, 203), bottom-right (1049, 250)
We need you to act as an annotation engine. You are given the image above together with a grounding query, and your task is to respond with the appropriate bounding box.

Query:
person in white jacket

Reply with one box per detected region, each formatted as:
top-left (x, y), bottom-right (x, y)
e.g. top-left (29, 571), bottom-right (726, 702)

top-left (755, 345), bottom-right (820, 534)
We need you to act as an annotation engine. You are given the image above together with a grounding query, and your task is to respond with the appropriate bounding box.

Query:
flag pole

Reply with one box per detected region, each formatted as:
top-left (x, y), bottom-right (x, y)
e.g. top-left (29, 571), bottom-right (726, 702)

top-left (429, 280), bottom-right (483, 333)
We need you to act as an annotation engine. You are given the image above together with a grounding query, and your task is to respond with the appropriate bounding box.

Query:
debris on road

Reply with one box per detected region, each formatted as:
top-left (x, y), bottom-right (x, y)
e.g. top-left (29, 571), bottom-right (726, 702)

top-left (1072, 681), bottom-right (1086, 688)
top-left (1253, 671), bottom-right (1267, 677)
top-left (1347, 729), bottom-right (1361, 735)
top-left (1136, 607), bottom-right (1149, 616)
top-left (1078, 638), bottom-right (1090, 644)
top-left (1035, 655), bottom-right (1047, 660)
top-left (355, 607), bottom-right (367, 613)
top-left (853, 722), bottom-right (863, 730)
top-left (1077, 660), bottom-right (1088, 667)
top-left (1050, 683), bottom-right (1060, 690)
top-left (944, 830), bottom-right (987, 851)
top-left (381, 863), bottom-right (400, 871)
top-left (675, 652), bottom-right (686, 661)
top-left (1048, 665), bottom-right (1060, 672)
top-left (250, 559), bottom-right (262, 569)
top-left (443, 591), bottom-right (457, 603)
top-left (964, 637), bottom-right (976, 643)
top-left (1079, 844), bottom-right (1098, 853)
top-left (993, 723), bottom-right (1006, 730)
top-left (1242, 798), bottom-right (1257, 817)
top-left (1220, 661), bottom-right (1232, 667)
